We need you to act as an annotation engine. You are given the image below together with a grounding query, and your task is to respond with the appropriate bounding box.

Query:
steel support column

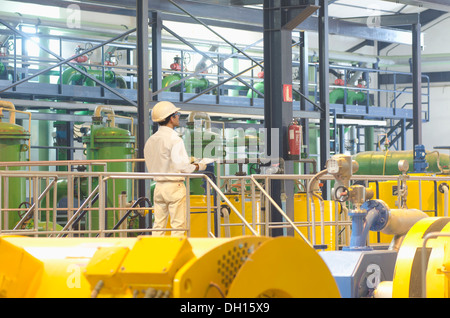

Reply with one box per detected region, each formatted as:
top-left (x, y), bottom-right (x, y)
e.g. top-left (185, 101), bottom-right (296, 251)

top-left (136, 0), bottom-right (151, 230)
top-left (318, 0), bottom-right (330, 199)
top-left (151, 11), bottom-right (162, 102)
top-left (412, 21), bottom-right (422, 147)
top-left (299, 31), bottom-right (310, 174)
top-left (150, 10), bottom-right (162, 137)
top-left (263, 0), bottom-right (318, 236)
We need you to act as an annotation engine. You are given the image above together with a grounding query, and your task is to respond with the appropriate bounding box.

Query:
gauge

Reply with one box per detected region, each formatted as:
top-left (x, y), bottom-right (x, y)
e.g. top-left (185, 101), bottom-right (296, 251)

top-left (398, 160), bottom-right (409, 173)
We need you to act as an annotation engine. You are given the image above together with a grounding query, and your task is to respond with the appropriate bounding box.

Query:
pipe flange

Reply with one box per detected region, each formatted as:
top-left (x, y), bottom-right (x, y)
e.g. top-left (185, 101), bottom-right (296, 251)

top-left (361, 199), bottom-right (390, 232)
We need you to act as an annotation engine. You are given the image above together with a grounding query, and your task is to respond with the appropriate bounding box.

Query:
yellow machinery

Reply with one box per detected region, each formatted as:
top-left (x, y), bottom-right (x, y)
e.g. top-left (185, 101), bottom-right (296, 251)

top-left (380, 217), bottom-right (450, 298)
top-left (0, 235), bottom-right (340, 298)
top-left (369, 178), bottom-right (449, 217)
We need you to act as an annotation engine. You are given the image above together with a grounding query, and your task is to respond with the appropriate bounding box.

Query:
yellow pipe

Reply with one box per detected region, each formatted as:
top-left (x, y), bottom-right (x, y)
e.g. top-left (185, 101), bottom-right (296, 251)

top-left (0, 100), bottom-right (16, 124)
top-left (94, 105), bottom-right (115, 127)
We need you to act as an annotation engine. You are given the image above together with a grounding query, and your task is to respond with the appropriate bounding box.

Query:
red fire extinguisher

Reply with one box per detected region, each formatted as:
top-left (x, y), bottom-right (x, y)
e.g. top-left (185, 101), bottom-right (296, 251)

top-left (288, 119), bottom-right (302, 157)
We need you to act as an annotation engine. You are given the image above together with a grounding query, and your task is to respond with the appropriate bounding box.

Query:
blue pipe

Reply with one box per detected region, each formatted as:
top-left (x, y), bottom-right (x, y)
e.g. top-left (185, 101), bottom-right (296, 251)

top-left (343, 199), bottom-right (390, 251)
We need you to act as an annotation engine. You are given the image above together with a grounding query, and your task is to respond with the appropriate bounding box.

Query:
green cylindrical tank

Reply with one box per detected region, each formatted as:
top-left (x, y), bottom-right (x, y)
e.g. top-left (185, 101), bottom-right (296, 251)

top-left (0, 120), bottom-right (30, 229)
top-left (364, 127), bottom-right (375, 151)
top-left (353, 150), bottom-right (450, 175)
top-left (82, 120), bottom-right (136, 232)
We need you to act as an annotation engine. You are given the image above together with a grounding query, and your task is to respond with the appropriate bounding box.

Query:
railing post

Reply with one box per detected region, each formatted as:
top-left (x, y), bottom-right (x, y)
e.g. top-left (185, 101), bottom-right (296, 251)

top-left (33, 176), bottom-right (39, 237)
top-left (98, 176), bottom-right (105, 237)
top-left (186, 177), bottom-right (191, 237)
top-left (206, 176), bottom-right (211, 238)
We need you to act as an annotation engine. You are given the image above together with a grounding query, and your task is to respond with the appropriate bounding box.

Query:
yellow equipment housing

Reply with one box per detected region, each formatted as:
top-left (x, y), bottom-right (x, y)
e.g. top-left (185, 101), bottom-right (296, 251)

top-left (0, 235), bottom-right (340, 298)
top-left (391, 217), bottom-right (450, 298)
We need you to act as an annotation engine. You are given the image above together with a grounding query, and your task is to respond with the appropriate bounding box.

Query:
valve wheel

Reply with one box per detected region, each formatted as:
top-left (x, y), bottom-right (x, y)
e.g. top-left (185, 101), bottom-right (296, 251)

top-left (334, 185), bottom-right (349, 202)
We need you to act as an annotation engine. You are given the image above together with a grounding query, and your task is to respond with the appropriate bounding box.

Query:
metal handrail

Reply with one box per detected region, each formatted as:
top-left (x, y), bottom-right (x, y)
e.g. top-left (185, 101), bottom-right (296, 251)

top-left (1, 163), bottom-right (450, 243)
top-left (249, 175), bottom-right (313, 248)
top-left (203, 174), bottom-right (259, 236)
top-left (107, 196), bottom-right (151, 238)
top-left (13, 177), bottom-right (58, 230)
top-left (100, 172), bottom-right (259, 237)
top-left (57, 184), bottom-right (99, 237)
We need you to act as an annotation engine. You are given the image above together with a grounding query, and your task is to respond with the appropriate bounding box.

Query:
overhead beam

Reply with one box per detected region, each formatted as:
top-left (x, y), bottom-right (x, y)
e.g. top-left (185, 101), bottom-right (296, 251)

top-left (382, 0), bottom-right (450, 12)
top-left (8, 0), bottom-right (413, 44)
top-left (342, 13), bottom-right (420, 26)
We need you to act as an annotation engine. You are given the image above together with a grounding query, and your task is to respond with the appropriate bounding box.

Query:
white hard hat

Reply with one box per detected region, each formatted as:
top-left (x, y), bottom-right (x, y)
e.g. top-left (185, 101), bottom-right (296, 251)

top-left (151, 101), bottom-right (181, 122)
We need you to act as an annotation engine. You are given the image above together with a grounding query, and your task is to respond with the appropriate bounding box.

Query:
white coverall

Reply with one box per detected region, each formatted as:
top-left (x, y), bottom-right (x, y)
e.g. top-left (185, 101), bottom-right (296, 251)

top-left (144, 126), bottom-right (197, 236)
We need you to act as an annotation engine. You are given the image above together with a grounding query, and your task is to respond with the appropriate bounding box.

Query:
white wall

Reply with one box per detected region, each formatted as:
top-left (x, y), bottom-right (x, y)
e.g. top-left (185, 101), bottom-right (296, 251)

top-left (379, 13), bottom-right (450, 151)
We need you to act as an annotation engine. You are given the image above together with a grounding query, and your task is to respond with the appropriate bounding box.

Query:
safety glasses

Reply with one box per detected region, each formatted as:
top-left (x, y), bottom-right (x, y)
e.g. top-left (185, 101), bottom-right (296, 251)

top-left (172, 112), bottom-right (181, 118)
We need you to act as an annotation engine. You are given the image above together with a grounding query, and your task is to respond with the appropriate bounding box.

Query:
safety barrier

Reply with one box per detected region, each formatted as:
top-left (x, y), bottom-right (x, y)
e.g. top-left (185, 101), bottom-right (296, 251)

top-left (1, 159), bottom-right (450, 252)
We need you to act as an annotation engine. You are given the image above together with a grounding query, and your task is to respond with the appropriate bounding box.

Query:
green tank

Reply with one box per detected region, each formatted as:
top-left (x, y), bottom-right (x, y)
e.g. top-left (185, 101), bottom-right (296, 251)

top-left (353, 150), bottom-right (450, 175)
top-left (0, 120), bottom-right (30, 229)
top-left (82, 118), bottom-right (136, 232)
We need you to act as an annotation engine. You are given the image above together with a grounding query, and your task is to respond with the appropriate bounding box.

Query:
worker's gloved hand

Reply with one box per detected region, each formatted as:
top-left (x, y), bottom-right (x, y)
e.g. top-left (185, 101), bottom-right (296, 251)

top-left (198, 163), bottom-right (207, 171)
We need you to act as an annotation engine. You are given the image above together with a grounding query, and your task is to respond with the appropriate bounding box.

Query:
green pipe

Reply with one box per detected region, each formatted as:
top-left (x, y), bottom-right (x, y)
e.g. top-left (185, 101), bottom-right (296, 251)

top-left (59, 67), bottom-right (84, 85)
top-left (329, 88), bottom-right (366, 105)
top-left (185, 77), bottom-right (208, 93)
top-left (60, 68), bottom-right (125, 88)
top-left (38, 109), bottom-right (51, 171)
top-left (83, 70), bottom-right (116, 87)
top-left (162, 74), bottom-right (182, 91)
top-left (162, 74), bottom-right (209, 93)
top-left (246, 81), bottom-right (264, 98)
top-left (364, 127), bottom-right (375, 151)
top-left (329, 88), bottom-right (345, 104)
top-left (353, 150), bottom-right (450, 175)
top-left (39, 26), bottom-right (51, 85)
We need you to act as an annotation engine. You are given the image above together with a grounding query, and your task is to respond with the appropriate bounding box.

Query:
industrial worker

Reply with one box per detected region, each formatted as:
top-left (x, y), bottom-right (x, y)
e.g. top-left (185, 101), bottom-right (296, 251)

top-left (144, 101), bottom-right (208, 237)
